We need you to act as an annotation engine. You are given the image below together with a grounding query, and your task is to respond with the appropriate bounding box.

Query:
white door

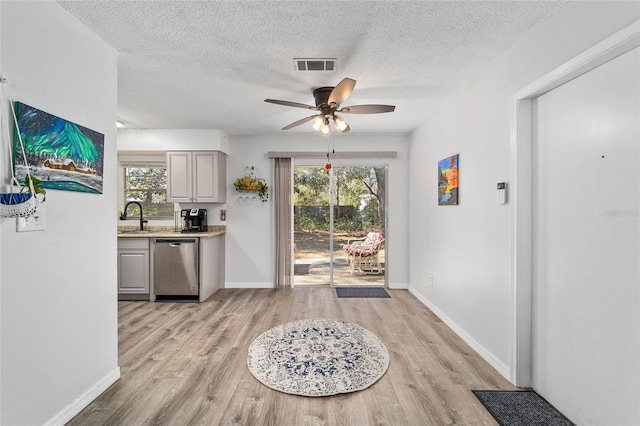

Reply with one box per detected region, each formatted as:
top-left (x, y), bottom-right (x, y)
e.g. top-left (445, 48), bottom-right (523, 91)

top-left (531, 47), bottom-right (639, 425)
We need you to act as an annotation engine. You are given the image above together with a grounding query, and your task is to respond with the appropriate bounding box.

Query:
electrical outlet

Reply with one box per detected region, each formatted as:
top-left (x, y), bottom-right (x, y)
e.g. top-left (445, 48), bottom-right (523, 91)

top-left (429, 275), bottom-right (434, 286)
top-left (16, 206), bottom-right (46, 232)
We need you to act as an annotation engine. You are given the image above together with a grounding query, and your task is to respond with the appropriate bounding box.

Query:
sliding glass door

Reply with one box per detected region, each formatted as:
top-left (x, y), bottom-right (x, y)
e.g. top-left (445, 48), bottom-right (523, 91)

top-left (293, 163), bottom-right (386, 287)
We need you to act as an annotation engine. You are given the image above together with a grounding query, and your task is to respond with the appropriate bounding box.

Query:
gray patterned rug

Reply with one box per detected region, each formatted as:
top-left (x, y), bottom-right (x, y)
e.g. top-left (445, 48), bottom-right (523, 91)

top-left (473, 390), bottom-right (575, 426)
top-left (247, 318), bottom-right (389, 397)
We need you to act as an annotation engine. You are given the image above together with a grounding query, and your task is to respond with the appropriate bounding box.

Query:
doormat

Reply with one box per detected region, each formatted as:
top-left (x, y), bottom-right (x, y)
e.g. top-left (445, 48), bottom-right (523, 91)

top-left (294, 263), bottom-right (310, 275)
top-left (472, 390), bottom-right (575, 426)
top-left (336, 287), bottom-right (390, 298)
top-left (247, 318), bottom-right (389, 396)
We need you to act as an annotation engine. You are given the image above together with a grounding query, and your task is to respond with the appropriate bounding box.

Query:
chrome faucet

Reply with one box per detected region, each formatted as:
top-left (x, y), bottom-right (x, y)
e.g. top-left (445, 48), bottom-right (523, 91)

top-left (120, 201), bottom-right (148, 230)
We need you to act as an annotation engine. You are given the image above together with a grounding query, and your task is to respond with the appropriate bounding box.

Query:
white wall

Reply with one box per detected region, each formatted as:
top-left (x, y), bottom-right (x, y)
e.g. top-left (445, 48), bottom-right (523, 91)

top-left (532, 46), bottom-right (639, 425)
top-left (408, 0), bottom-right (640, 381)
top-left (0, 2), bottom-right (119, 425)
top-left (118, 128), bottom-right (229, 154)
top-left (226, 135), bottom-right (409, 289)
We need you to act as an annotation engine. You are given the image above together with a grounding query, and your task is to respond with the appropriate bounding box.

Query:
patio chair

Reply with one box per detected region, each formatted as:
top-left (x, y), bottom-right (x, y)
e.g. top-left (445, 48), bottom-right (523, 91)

top-left (343, 232), bottom-right (384, 275)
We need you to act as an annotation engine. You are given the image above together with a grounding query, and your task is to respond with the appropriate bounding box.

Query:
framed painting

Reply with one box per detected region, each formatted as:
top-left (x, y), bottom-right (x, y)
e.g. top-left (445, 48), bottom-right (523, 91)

top-left (13, 102), bottom-right (104, 194)
top-left (438, 154), bottom-right (459, 205)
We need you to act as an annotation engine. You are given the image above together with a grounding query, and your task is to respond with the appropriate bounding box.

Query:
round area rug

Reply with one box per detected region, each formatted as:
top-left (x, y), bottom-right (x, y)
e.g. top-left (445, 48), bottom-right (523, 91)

top-left (247, 318), bottom-right (389, 397)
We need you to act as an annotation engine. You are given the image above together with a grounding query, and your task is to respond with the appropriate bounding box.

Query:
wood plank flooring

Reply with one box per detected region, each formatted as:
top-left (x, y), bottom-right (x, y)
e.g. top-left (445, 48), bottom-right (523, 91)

top-left (68, 288), bottom-right (515, 425)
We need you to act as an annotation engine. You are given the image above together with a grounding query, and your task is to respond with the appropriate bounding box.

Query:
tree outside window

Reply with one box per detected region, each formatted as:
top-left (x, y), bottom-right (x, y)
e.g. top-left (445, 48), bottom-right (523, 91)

top-left (123, 166), bottom-right (174, 218)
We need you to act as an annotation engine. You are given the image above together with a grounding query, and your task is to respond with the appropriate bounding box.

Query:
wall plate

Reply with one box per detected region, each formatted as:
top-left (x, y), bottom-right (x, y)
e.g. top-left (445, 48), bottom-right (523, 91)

top-left (16, 205), bottom-right (46, 232)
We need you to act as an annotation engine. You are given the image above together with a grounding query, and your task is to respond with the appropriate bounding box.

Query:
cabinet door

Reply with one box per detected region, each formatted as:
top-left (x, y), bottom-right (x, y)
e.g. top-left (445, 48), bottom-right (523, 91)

top-left (118, 249), bottom-right (150, 294)
top-left (193, 152), bottom-right (217, 202)
top-left (167, 152), bottom-right (193, 202)
top-left (193, 151), bottom-right (227, 203)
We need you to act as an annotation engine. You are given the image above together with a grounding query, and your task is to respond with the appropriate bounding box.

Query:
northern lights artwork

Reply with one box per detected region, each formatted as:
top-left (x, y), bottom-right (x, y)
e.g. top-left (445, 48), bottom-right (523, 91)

top-left (13, 102), bottom-right (104, 194)
top-left (438, 154), bottom-right (459, 205)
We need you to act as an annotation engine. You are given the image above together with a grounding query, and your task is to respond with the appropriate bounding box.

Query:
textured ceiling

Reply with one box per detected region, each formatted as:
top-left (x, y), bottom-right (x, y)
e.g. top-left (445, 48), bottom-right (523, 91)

top-left (56, 1), bottom-right (567, 136)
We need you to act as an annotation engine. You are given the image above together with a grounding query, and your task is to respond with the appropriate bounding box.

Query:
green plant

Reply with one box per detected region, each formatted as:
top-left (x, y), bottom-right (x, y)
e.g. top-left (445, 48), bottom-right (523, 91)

top-left (294, 214), bottom-right (316, 232)
top-left (334, 216), bottom-right (361, 232)
top-left (21, 174), bottom-right (46, 202)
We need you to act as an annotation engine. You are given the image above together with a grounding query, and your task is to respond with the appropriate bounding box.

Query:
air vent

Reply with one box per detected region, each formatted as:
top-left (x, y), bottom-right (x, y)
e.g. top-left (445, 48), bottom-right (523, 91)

top-left (294, 58), bottom-right (336, 72)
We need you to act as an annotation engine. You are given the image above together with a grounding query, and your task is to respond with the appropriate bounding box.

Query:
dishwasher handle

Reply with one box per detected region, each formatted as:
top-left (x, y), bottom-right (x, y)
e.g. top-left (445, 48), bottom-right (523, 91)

top-left (155, 239), bottom-right (198, 245)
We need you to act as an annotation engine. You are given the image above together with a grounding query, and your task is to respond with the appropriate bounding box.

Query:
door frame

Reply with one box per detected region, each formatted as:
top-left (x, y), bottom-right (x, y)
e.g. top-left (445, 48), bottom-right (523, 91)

top-left (509, 20), bottom-right (639, 387)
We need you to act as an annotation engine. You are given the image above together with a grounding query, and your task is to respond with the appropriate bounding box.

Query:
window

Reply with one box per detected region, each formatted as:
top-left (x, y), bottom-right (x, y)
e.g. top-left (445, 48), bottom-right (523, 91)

top-left (119, 155), bottom-right (173, 219)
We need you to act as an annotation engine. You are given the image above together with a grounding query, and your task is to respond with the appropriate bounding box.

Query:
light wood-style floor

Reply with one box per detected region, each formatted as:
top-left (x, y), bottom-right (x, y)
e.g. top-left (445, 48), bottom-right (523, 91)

top-left (68, 288), bottom-right (515, 425)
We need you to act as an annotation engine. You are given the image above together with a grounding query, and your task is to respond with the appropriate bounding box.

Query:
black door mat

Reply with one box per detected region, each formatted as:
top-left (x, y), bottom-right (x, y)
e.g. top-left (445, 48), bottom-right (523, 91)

top-left (472, 390), bottom-right (575, 426)
top-left (294, 264), bottom-right (310, 275)
top-left (335, 287), bottom-right (390, 298)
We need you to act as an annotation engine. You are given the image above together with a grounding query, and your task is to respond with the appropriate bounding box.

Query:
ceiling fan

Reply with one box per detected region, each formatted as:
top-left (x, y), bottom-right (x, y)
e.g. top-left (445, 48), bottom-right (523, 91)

top-left (264, 78), bottom-right (395, 135)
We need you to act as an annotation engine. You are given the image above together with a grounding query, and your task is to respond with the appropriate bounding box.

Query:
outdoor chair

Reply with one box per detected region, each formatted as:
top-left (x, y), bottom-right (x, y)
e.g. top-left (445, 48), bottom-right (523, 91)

top-left (342, 232), bottom-right (384, 275)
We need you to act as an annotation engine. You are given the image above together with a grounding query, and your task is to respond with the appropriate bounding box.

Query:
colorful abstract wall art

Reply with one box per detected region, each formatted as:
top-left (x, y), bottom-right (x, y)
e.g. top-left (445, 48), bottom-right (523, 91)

top-left (438, 154), bottom-right (459, 205)
top-left (13, 102), bottom-right (104, 194)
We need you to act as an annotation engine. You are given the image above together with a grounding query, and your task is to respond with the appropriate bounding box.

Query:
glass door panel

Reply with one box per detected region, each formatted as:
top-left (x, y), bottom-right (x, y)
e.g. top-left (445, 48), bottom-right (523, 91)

top-left (293, 166), bottom-right (331, 286)
top-left (332, 166), bottom-right (386, 287)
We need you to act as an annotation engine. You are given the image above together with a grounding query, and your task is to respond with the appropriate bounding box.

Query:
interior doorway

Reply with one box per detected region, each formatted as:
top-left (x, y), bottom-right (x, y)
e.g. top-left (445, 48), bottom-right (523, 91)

top-left (293, 164), bottom-right (387, 287)
top-left (510, 21), bottom-right (639, 425)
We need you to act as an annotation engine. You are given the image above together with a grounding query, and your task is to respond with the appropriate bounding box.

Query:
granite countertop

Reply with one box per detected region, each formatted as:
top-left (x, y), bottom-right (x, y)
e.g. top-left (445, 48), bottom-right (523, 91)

top-left (117, 225), bottom-right (226, 238)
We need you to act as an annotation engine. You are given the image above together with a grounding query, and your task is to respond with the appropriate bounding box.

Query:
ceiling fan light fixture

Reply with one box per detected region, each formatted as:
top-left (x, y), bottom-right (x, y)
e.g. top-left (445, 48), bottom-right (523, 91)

top-left (265, 77), bottom-right (395, 133)
top-left (311, 115), bottom-right (324, 131)
top-left (333, 115), bottom-right (349, 132)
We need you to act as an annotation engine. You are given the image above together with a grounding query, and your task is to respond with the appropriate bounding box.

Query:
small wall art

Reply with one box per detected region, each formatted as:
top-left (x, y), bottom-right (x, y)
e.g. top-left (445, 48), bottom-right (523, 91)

top-left (13, 102), bottom-right (104, 194)
top-left (438, 154), bottom-right (459, 205)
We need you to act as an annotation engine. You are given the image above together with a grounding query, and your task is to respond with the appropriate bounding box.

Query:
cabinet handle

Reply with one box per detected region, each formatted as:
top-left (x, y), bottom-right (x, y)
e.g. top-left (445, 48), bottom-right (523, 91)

top-left (170, 243), bottom-right (181, 247)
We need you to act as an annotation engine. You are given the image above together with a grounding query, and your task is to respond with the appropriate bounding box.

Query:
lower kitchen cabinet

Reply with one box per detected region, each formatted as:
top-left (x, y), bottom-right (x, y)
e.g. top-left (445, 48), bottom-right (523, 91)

top-left (117, 233), bottom-right (225, 302)
top-left (118, 238), bottom-right (150, 300)
top-left (199, 234), bottom-right (225, 302)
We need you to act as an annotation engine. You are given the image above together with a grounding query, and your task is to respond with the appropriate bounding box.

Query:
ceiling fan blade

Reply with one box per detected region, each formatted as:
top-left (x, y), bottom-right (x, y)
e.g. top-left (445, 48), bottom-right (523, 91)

top-left (328, 78), bottom-right (356, 107)
top-left (338, 104), bottom-right (396, 114)
top-left (265, 99), bottom-right (318, 110)
top-left (282, 115), bottom-right (319, 130)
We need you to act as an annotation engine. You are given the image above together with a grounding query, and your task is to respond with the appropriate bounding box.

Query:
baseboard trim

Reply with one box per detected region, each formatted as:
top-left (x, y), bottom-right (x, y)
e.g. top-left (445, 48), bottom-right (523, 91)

top-left (45, 367), bottom-right (120, 426)
top-left (388, 282), bottom-right (409, 290)
top-left (408, 285), bottom-right (511, 380)
top-left (224, 282), bottom-right (274, 289)
top-left (225, 282), bottom-right (408, 289)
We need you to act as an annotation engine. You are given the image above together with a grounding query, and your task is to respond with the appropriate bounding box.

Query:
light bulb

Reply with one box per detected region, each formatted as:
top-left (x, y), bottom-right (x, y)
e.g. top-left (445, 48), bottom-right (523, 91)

top-left (312, 116), bottom-right (324, 131)
top-left (320, 122), bottom-right (331, 136)
top-left (333, 115), bottom-right (349, 132)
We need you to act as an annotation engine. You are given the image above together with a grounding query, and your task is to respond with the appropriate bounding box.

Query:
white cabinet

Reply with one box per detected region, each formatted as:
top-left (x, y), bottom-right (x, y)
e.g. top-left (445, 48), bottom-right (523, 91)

top-left (167, 151), bottom-right (226, 203)
top-left (118, 238), bottom-right (150, 300)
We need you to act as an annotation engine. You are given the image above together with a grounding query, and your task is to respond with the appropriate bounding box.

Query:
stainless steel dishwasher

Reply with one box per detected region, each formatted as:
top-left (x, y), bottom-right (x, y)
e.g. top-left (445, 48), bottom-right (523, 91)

top-left (153, 238), bottom-right (199, 300)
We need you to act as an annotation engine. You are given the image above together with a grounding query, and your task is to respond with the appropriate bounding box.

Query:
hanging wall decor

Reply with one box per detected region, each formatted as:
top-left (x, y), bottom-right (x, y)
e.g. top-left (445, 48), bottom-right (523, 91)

top-left (234, 166), bottom-right (269, 203)
top-left (13, 102), bottom-right (104, 194)
top-left (438, 154), bottom-right (459, 205)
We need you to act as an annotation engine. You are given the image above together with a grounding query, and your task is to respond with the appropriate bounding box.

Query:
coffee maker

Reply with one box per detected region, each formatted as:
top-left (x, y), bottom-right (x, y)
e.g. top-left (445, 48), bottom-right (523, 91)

top-left (181, 208), bottom-right (207, 232)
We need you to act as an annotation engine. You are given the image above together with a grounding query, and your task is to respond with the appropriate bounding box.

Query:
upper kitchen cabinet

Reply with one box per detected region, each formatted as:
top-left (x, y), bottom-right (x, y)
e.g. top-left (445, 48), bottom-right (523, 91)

top-left (167, 151), bottom-right (227, 203)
